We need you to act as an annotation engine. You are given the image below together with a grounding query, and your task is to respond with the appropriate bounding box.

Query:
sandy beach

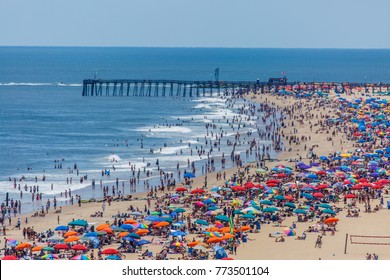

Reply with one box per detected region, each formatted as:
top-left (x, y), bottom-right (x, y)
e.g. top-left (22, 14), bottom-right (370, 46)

top-left (2, 89), bottom-right (390, 261)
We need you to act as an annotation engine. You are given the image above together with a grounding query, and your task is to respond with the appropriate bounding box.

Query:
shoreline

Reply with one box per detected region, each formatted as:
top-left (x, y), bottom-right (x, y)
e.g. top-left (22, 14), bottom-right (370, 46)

top-left (2, 90), bottom-right (390, 260)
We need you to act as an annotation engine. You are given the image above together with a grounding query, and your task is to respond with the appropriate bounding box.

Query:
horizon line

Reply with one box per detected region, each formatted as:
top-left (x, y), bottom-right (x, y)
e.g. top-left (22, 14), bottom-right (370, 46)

top-left (1, 45), bottom-right (390, 50)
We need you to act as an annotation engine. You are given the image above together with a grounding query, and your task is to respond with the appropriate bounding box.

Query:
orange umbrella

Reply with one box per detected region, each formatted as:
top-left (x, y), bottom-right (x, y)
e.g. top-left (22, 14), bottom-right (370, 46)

top-left (63, 231), bottom-right (78, 237)
top-left (206, 226), bottom-right (221, 232)
top-left (324, 217), bottom-right (339, 224)
top-left (64, 236), bottom-right (80, 243)
top-left (136, 229), bottom-right (149, 235)
top-left (153, 222), bottom-right (169, 228)
top-left (118, 232), bottom-right (130, 238)
top-left (123, 219), bottom-right (138, 224)
top-left (240, 226), bottom-right (251, 232)
top-left (96, 224), bottom-right (110, 231)
top-left (221, 233), bottom-right (235, 240)
top-left (219, 227), bottom-right (237, 233)
top-left (187, 241), bottom-right (199, 247)
top-left (15, 243), bottom-right (32, 250)
top-left (206, 237), bottom-right (222, 243)
top-left (100, 227), bottom-right (113, 234)
top-left (31, 246), bottom-right (43, 252)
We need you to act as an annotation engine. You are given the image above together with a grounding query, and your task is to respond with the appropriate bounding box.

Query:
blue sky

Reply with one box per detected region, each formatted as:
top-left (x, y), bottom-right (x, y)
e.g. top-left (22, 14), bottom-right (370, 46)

top-left (0, 0), bottom-right (389, 48)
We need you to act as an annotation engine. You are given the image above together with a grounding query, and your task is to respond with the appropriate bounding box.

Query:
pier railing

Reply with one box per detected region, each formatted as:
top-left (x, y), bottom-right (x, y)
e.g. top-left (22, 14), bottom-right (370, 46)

top-left (82, 78), bottom-right (390, 97)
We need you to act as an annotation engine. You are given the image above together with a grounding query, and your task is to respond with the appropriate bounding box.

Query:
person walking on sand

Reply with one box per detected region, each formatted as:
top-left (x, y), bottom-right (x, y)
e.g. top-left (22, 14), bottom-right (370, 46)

top-left (102, 201), bottom-right (106, 213)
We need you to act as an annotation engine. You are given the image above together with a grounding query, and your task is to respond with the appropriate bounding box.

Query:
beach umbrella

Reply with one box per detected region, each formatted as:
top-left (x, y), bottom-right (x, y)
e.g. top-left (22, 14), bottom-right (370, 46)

top-left (205, 211), bottom-right (217, 216)
top-left (302, 193), bottom-right (314, 200)
top-left (345, 194), bottom-right (357, 199)
top-left (260, 199), bottom-right (273, 205)
top-left (206, 237), bottom-right (222, 244)
top-left (136, 239), bottom-right (151, 246)
top-left (231, 186), bottom-right (245, 192)
top-left (293, 209), bottom-right (308, 215)
top-left (283, 228), bottom-right (296, 236)
top-left (68, 219), bottom-right (88, 227)
top-left (105, 255), bottom-right (122, 260)
top-left (144, 216), bottom-right (164, 222)
top-left (55, 225), bottom-right (69, 231)
top-left (240, 226), bottom-right (251, 232)
top-left (71, 244), bottom-right (88, 251)
top-left (175, 187), bottom-right (188, 192)
top-left (43, 246), bottom-right (54, 252)
top-left (215, 215), bottom-right (230, 222)
top-left (63, 231), bottom-right (78, 237)
top-left (153, 221), bottom-right (170, 228)
top-left (41, 254), bottom-right (58, 260)
top-left (321, 209), bottom-right (336, 215)
top-left (173, 208), bottom-right (186, 213)
top-left (136, 229), bottom-right (150, 236)
top-left (120, 224), bottom-right (135, 230)
top-left (313, 192), bottom-right (324, 198)
top-left (84, 232), bottom-right (99, 237)
top-left (64, 236), bottom-right (80, 243)
top-left (221, 233), bottom-right (235, 240)
top-left (54, 243), bottom-right (69, 250)
top-left (15, 242), bottom-right (32, 250)
top-left (102, 248), bottom-right (119, 255)
top-left (184, 173), bottom-right (195, 178)
top-left (324, 217), bottom-right (339, 224)
top-left (262, 207), bottom-right (279, 213)
top-left (191, 188), bottom-right (205, 194)
top-left (31, 246), bottom-right (43, 252)
top-left (124, 219), bottom-right (138, 224)
top-left (241, 213), bottom-right (256, 219)
top-left (284, 202), bottom-right (296, 209)
top-left (208, 206), bottom-right (219, 211)
top-left (2, 255), bottom-right (18, 260)
top-left (126, 233), bottom-right (141, 239)
top-left (195, 219), bottom-right (209, 226)
top-left (274, 195), bottom-right (286, 200)
top-left (171, 231), bottom-right (187, 237)
top-left (318, 203), bottom-right (332, 209)
top-left (70, 254), bottom-right (91, 260)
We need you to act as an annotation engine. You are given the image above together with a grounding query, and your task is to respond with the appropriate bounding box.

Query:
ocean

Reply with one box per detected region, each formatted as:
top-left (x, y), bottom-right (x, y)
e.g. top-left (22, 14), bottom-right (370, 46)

top-left (1, 47), bottom-right (390, 214)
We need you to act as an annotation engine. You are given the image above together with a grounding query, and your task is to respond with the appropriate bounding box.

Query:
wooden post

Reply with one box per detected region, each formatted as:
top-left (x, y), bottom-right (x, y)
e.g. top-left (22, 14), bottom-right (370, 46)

top-left (344, 233), bottom-right (348, 254)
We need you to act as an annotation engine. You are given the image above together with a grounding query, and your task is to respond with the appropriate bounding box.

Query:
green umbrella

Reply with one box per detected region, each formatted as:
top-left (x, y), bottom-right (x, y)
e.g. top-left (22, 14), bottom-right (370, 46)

top-left (194, 219), bottom-right (209, 226)
top-left (173, 208), bottom-right (186, 213)
top-left (208, 206), bottom-right (219, 211)
top-left (262, 207), bottom-right (279, 213)
top-left (321, 209), bottom-right (336, 215)
top-left (215, 215), bottom-right (230, 222)
top-left (43, 246), bottom-right (54, 252)
top-left (151, 211), bottom-right (161, 215)
top-left (260, 200), bottom-right (273, 205)
top-left (127, 233), bottom-right (141, 239)
top-left (96, 231), bottom-right (108, 236)
top-left (318, 203), bottom-right (332, 209)
top-left (162, 217), bottom-right (173, 223)
top-left (241, 213), bottom-right (256, 219)
top-left (293, 209), bottom-right (308, 214)
top-left (274, 195), bottom-right (286, 200)
top-left (68, 219), bottom-right (88, 227)
top-left (284, 202), bottom-right (296, 209)
top-left (234, 210), bottom-right (244, 215)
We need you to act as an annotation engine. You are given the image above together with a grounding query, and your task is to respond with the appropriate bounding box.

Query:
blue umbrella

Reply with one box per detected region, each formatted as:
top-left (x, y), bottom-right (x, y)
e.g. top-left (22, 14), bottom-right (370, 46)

top-left (136, 239), bottom-right (151, 246)
top-left (194, 219), bottom-right (209, 226)
top-left (284, 202), bottom-right (296, 209)
top-left (260, 199), bottom-right (273, 205)
top-left (126, 233), bottom-right (141, 239)
top-left (84, 232), bottom-right (98, 237)
top-left (122, 237), bottom-right (135, 242)
top-left (184, 173), bottom-right (195, 178)
top-left (68, 219), bottom-right (88, 227)
top-left (241, 213), bottom-right (256, 219)
top-left (144, 216), bottom-right (164, 222)
top-left (307, 174), bottom-right (318, 179)
top-left (171, 231), bottom-right (187, 237)
top-left (262, 207), bottom-right (279, 213)
top-left (215, 215), bottom-right (230, 222)
top-left (120, 224), bottom-right (135, 230)
top-left (318, 203), bottom-right (332, 209)
top-left (54, 225), bottom-right (68, 231)
top-left (302, 193), bottom-right (314, 200)
top-left (105, 255), bottom-right (122, 260)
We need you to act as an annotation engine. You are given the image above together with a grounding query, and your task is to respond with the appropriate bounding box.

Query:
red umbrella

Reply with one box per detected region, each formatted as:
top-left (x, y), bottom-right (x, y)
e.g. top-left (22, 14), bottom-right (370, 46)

top-left (244, 182), bottom-right (255, 188)
top-left (345, 194), bottom-right (357, 199)
top-left (343, 180), bottom-right (352, 185)
top-left (351, 185), bottom-right (363, 190)
top-left (2, 255), bottom-right (17, 260)
top-left (372, 185), bottom-right (384, 189)
top-left (231, 186), bottom-right (245, 192)
top-left (275, 173), bottom-right (286, 178)
top-left (266, 182), bottom-right (278, 187)
top-left (284, 195), bottom-right (294, 201)
top-left (358, 178), bottom-right (368, 183)
top-left (190, 189), bottom-right (205, 194)
top-left (54, 243), bottom-right (69, 250)
top-left (316, 170), bottom-right (326, 175)
top-left (221, 257), bottom-right (234, 260)
top-left (102, 248), bottom-right (119, 255)
top-left (379, 179), bottom-right (390, 184)
top-left (313, 192), bottom-right (324, 198)
top-left (266, 179), bottom-right (280, 184)
top-left (175, 187), bottom-right (188, 192)
top-left (360, 182), bottom-right (373, 187)
top-left (71, 244), bottom-right (88, 251)
top-left (254, 184), bottom-right (264, 189)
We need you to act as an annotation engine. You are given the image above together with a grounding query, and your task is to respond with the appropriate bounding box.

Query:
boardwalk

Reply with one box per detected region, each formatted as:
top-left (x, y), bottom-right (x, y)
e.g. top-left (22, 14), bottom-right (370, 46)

top-left (82, 78), bottom-right (390, 97)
